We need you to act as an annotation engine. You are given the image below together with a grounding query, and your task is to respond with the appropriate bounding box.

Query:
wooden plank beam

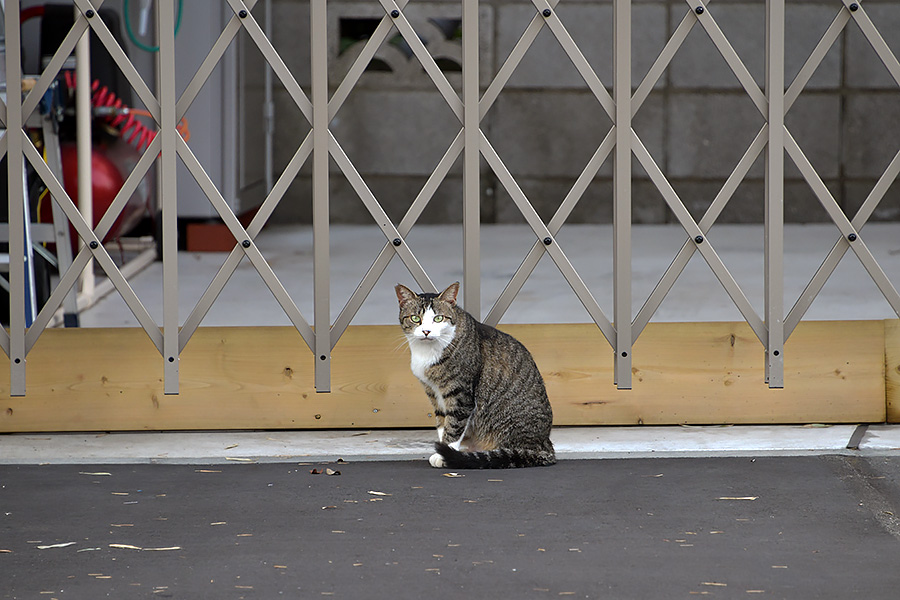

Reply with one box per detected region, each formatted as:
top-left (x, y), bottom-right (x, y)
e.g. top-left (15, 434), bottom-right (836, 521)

top-left (0, 321), bottom-right (891, 433)
top-left (522, 320), bottom-right (884, 425)
top-left (887, 319), bottom-right (900, 423)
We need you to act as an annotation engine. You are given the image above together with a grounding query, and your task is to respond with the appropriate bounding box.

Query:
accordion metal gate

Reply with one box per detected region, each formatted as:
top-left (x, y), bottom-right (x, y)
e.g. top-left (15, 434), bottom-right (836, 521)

top-left (2, 0), bottom-right (899, 406)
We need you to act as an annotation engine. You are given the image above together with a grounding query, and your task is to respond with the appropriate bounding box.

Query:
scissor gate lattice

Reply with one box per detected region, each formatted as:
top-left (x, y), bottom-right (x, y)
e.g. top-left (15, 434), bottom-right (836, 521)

top-left (3, 0), bottom-right (899, 396)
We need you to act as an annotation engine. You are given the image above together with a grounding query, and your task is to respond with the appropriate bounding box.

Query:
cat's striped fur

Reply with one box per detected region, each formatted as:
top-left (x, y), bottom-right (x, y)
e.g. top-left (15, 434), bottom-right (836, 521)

top-left (396, 282), bottom-right (556, 469)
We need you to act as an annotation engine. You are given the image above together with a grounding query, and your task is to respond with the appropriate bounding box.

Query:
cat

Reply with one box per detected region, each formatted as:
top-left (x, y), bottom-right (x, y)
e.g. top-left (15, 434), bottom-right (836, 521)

top-left (395, 281), bottom-right (556, 469)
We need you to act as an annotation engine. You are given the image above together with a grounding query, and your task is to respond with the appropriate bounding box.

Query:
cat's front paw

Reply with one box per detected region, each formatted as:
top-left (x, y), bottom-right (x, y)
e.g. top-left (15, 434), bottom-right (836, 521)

top-left (429, 452), bottom-right (447, 468)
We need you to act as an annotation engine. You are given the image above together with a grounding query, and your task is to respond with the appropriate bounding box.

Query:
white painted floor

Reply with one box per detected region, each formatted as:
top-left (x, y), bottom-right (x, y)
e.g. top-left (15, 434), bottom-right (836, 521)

top-left (79, 223), bottom-right (900, 327)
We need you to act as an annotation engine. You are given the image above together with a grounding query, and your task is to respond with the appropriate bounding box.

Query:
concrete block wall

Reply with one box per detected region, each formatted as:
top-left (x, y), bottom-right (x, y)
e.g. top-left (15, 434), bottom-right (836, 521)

top-left (262, 0), bottom-right (900, 225)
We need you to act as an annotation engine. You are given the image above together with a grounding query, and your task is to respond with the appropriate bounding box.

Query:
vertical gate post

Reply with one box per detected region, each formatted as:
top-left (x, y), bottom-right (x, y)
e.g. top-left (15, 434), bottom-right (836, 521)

top-left (613, 0), bottom-right (632, 389)
top-left (5, 0), bottom-right (26, 395)
top-left (311, 0), bottom-right (331, 391)
top-left (158, 0), bottom-right (180, 393)
top-left (462, 0), bottom-right (481, 317)
top-left (765, 0), bottom-right (785, 388)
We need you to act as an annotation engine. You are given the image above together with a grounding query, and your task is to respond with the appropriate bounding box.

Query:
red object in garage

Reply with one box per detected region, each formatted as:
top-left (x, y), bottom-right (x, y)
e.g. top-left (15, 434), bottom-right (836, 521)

top-left (40, 142), bottom-right (147, 249)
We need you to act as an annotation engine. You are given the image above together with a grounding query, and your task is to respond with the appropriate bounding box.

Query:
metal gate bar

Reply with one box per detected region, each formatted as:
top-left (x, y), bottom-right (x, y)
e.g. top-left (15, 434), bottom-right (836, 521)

top-left (765, 0), bottom-right (786, 387)
top-left (311, 0), bottom-right (331, 391)
top-left (463, 0), bottom-right (481, 316)
top-left (4, 0), bottom-right (26, 395)
top-left (613, 0), bottom-right (632, 388)
top-left (158, 0), bottom-right (180, 393)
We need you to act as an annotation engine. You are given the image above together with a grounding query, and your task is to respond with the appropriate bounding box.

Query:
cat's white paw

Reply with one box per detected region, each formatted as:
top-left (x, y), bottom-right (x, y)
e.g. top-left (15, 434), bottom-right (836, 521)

top-left (429, 453), bottom-right (447, 468)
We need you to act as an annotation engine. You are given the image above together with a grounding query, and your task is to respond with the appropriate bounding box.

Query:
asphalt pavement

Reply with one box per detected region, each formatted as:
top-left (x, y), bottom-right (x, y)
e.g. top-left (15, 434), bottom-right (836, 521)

top-left (3, 455), bottom-right (900, 599)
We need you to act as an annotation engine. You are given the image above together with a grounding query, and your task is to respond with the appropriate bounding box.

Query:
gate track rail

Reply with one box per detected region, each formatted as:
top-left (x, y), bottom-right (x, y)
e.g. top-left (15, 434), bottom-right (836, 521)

top-left (2, 0), bottom-right (899, 396)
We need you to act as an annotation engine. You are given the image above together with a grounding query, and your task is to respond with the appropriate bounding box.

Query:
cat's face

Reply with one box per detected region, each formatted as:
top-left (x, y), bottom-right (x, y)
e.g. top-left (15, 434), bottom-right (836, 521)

top-left (395, 282), bottom-right (459, 346)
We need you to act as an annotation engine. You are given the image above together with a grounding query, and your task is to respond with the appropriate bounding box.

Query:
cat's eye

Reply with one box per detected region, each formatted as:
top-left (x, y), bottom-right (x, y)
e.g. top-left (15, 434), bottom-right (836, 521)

top-left (433, 315), bottom-right (445, 323)
top-left (409, 315), bottom-right (421, 323)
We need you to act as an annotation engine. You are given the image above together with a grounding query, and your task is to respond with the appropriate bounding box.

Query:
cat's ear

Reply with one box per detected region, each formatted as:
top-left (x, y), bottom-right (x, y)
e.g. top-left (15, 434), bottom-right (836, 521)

top-left (438, 282), bottom-right (460, 305)
top-left (395, 284), bottom-right (417, 306)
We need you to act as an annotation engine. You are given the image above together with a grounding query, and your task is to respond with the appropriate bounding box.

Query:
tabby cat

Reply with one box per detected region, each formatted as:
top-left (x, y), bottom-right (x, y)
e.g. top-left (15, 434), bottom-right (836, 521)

top-left (395, 282), bottom-right (556, 469)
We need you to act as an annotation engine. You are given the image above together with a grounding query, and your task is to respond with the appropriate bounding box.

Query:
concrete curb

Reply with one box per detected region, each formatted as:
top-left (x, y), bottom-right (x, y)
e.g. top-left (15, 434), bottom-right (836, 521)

top-left (2, 425), bottom-right (899, 465)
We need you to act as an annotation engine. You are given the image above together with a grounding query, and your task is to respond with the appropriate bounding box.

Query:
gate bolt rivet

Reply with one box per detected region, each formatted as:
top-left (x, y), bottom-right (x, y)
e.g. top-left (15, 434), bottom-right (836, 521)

top-left (238, 9), bottom-right (248, 18)
top-left (694, 235), bottom-right (704, 244)
top-left (320, 355), bottom-right (327, 361)
top-left (89, 240), bottom-right (99, 250)
top-left (14, 358), bottom-right (21, 364)
top-left (542, 8), bottom-right (552, 17)
top-left (390, 9), bottom-right (400, 18)
top-left (242, 239), bottom-right (251, 248)
top-left (393, 238), bottom-right (402, 246)
top-left (168, 356), bottom-right (175, 363)
top-left (695, 6), bottom-right (704, 14)
top-left (621, 351), bottom-right (628, 358)
top-left (847, 233), bottom-right (857, 242)
top-left (849, 3), bottom-right (859, 11)
top-left (773, 350), bottom-right (780, 357)
top-left (85, 9), bottom-right (95, 18)
top-left (543, 237), bottom-right (553, 245)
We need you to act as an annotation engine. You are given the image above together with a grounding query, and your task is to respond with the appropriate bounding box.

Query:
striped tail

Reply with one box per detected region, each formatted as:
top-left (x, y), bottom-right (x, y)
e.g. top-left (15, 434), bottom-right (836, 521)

top-left (434, 442), bottom-right (556, 469)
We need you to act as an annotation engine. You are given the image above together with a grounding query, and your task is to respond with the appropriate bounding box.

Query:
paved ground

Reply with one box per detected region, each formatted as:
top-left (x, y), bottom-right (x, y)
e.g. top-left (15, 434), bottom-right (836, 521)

top-left (3, 455), bottom-right (900, 599)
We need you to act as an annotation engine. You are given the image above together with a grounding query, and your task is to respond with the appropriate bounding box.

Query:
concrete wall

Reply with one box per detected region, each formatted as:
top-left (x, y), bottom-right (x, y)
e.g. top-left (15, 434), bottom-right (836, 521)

top-left (260, 0), bottom-right (900, 225)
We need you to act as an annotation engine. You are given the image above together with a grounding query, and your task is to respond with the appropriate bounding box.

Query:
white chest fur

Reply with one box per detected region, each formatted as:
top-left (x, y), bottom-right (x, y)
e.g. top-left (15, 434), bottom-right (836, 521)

top-left (406, 308), bottom-right (455, 412)
top-left (410, 343), bottom-right (447, 412)
top-left (409, 340), bottom-right (444, 381)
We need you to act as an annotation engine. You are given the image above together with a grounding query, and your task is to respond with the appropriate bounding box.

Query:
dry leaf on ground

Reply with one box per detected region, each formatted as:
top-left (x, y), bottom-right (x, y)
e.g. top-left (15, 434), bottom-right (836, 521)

top-left (36, 542), bottom-right (76, 550)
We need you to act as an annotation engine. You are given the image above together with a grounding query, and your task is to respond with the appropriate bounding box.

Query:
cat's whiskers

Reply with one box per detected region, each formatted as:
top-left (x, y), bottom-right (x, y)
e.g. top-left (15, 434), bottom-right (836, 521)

top-left (392, 333), bottom-right (412, 354)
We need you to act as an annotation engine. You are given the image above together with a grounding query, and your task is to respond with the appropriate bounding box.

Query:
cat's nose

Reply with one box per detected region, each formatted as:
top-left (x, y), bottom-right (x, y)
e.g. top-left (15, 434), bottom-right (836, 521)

top-left (422, 330), bottom-right (431, 337)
